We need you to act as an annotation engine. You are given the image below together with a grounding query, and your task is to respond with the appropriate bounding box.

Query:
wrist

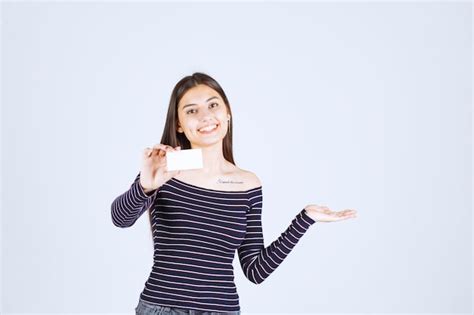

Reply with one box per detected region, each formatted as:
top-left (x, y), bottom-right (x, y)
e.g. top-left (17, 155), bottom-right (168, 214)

top-left (139, 181), bottom-right (156, 194)
top-left (304, 208), bottom-right (318, 222)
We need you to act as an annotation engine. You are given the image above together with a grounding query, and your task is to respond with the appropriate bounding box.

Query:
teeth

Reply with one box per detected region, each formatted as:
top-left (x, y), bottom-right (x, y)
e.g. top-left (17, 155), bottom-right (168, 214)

top-left (199, 124), bottom-right (217, 132)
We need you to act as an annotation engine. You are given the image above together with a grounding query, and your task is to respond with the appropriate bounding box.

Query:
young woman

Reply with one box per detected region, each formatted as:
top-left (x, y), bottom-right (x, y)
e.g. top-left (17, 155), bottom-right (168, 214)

top-left (111, 72), bottom-right (357, 315)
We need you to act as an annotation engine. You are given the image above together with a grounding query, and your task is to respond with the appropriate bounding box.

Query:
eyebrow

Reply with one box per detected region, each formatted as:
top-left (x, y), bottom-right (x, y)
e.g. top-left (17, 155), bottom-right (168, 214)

top-left (182, 96), bottom-right (219, 110)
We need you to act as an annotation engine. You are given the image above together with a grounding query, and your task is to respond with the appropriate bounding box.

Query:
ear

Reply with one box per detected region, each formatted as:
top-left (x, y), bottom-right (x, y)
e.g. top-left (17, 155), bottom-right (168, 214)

top-left (177, 122), bottom-right (183, 133)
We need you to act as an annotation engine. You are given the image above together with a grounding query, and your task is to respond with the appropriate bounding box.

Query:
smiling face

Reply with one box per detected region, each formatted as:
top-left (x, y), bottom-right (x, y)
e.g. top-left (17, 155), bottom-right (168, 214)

top-left (177, 84), bottom-right (231, 148)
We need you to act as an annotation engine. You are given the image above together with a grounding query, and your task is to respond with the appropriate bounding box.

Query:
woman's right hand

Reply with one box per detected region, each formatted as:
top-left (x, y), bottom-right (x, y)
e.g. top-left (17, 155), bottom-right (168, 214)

top-left (139, 144), bottom-right (181, 192)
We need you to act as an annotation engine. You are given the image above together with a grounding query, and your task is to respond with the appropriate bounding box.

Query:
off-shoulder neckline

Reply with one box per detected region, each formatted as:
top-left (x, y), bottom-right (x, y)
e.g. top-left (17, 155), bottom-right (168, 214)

top-left (170, 177), bottom-right (262, 194)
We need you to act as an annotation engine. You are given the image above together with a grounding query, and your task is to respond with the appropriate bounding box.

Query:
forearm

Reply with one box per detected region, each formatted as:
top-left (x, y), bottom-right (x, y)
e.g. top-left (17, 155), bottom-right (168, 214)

top-left (239, 208), bottom-right (316, 284)
top-left (111, 174), bottom-right (158, 228)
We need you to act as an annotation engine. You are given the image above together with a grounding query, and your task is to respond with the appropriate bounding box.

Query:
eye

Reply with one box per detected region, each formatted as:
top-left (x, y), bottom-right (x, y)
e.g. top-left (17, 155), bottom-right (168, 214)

top-left (209, 102), bottom-right (219, 108)
top-left (186, 108), bottom-right (197, 115)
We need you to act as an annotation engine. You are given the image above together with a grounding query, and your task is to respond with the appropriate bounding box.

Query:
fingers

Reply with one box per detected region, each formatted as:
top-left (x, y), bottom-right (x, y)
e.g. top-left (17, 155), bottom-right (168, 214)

top-left (344, 209), bottom-right (357, 217)
top-left (321, 206), bottom-right (357, 220)
top-left (145, 144), bottom-right (181, 158)
top-left (143, 148), bottom-right (153, 158)
top-left (338, 209), bottom-right (357, 219)
top-left (152, 144), bottom-right (172, 156)
top-left (320, 205), bottom-right (356, 216)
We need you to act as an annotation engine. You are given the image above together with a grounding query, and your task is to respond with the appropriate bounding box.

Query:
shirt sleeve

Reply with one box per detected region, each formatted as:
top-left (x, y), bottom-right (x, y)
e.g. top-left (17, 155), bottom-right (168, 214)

top-left (110, 172), bottom-right (160, 228)
top-left (237, 186), bottom-right (316, 284)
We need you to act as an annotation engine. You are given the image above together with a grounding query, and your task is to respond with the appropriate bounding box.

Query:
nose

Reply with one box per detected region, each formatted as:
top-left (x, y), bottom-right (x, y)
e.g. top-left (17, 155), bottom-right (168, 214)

top-left (197, 107), bottom-right (214, 122)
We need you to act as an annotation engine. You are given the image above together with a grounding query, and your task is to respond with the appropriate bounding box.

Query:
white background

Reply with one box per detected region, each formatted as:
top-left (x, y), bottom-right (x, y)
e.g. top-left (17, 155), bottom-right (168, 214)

top-left (1, 1), bottom-right (472, 314)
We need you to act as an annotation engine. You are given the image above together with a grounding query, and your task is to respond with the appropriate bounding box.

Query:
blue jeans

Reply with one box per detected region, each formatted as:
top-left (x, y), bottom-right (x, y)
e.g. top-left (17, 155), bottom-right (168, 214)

top-left (135, 299), bottom-right (241, 315)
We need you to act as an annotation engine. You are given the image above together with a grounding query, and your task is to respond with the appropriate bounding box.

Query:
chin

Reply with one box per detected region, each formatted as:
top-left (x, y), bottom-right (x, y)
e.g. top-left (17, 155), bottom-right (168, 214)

top-left (193, 136), bottom-right (226, 147)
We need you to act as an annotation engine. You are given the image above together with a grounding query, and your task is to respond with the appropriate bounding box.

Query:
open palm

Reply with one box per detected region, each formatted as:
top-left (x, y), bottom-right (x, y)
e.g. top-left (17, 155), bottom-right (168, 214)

top-left (304, 205), bottom-right (357, 223)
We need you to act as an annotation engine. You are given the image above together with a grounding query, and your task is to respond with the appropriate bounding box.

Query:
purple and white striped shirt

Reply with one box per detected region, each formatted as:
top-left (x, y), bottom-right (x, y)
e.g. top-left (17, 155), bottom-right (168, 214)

top-left (111, 173), bottom-right (316, 312)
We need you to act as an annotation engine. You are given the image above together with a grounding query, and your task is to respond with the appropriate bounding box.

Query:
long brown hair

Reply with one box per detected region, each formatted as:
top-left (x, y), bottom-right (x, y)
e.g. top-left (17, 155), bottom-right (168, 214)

top-left (148, 72), bottom-right (236, 236)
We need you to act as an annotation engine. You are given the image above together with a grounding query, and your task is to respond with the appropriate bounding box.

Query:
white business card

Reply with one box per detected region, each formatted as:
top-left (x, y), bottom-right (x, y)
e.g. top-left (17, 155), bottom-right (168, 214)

top-left (166, 148), bottom-right (203, 171)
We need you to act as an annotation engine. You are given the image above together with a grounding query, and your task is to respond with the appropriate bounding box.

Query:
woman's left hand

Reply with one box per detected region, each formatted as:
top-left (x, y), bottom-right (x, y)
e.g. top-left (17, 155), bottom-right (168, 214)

top-left (304, 204), bottom-right (357, 222)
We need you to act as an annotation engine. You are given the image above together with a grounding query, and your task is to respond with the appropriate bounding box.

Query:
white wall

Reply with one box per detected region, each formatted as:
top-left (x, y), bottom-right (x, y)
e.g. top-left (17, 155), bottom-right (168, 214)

top-left (1, 2), bottom-right (471, 314)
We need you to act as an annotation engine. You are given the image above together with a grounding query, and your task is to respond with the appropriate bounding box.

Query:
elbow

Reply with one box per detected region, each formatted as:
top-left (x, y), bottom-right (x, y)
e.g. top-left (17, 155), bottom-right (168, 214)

top-left (249, 277), bottom-right (265, 285)
top-left (246, 271), bottom-right (265, 285)
top-left (111, 207), bottom-right (132, 228)
top-left (112, 218), bottom-right (131, 228)
top-left (242, 264), bottom-right (266, 285)
top-left (111, 216), bottom-right (128, 228)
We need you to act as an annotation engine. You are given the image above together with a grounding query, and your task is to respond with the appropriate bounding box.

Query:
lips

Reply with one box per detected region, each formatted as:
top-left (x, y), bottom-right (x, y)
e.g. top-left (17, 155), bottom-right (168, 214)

top-left (198, 123), bottom-right (219, 134)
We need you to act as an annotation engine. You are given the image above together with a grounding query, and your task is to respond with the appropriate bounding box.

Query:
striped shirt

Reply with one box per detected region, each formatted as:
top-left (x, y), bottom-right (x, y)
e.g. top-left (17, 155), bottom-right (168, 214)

top-left (111, 173), bottom-right (316, 312)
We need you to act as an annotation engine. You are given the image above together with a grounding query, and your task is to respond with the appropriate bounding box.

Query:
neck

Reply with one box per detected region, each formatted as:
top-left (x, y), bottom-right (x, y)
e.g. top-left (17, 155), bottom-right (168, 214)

top-left (190, 141), bottom-right (228, 174)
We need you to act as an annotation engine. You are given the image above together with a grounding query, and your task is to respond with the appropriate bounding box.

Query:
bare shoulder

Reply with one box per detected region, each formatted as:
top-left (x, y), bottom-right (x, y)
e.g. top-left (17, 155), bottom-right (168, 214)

top-left (235, 168), bottom-right (262, 190)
